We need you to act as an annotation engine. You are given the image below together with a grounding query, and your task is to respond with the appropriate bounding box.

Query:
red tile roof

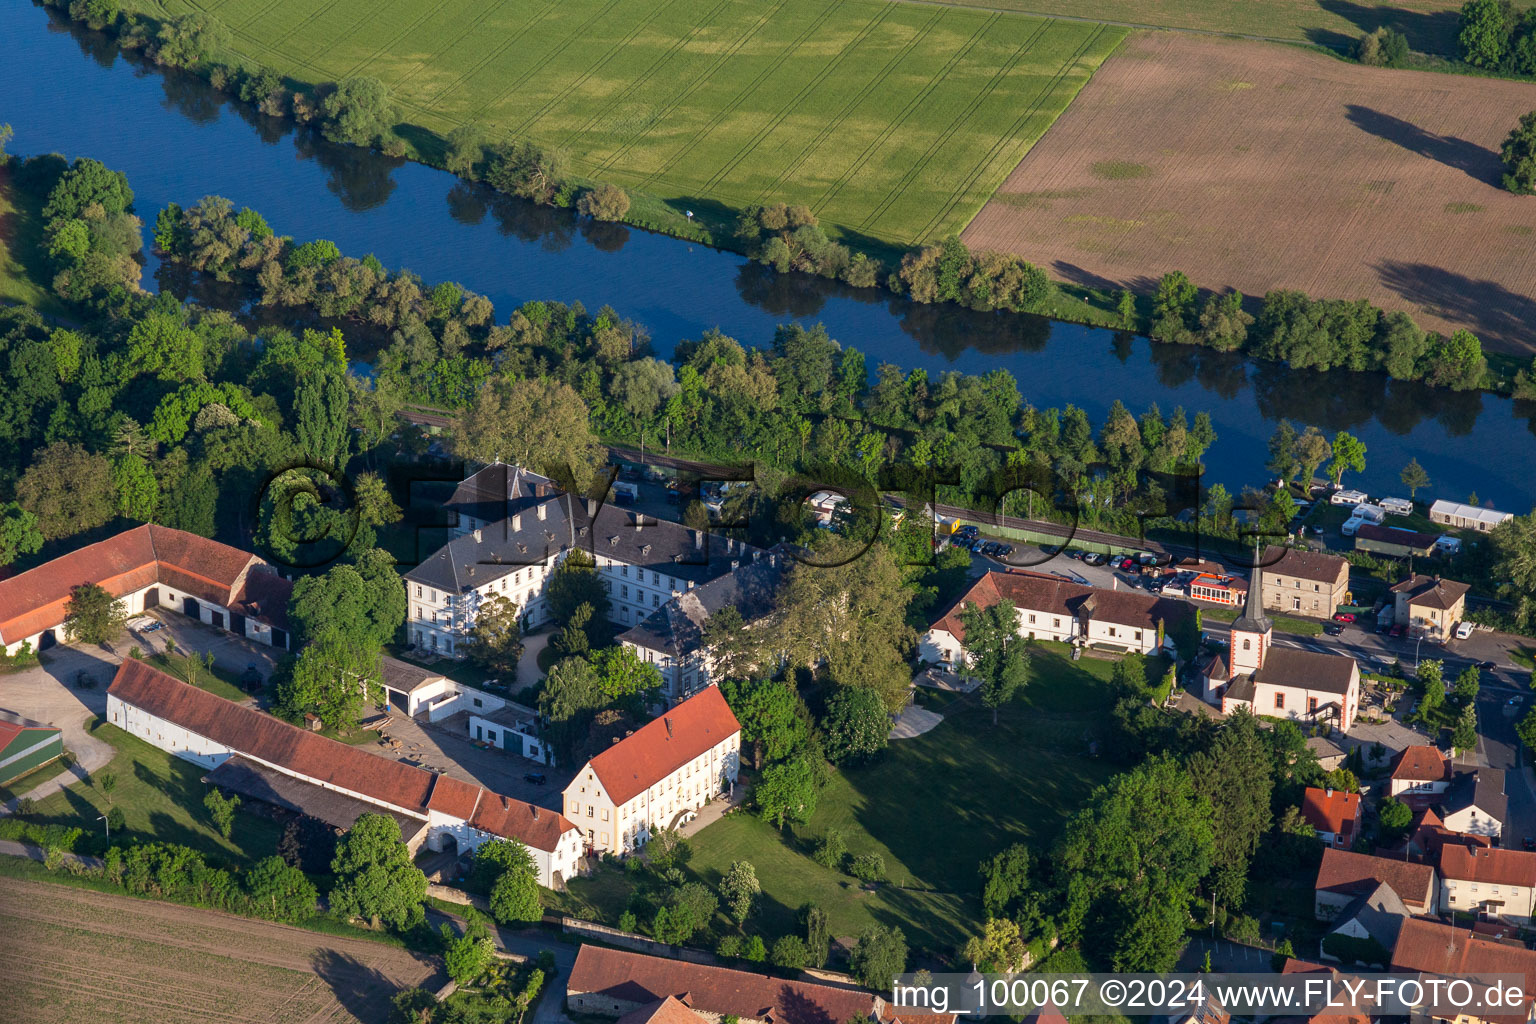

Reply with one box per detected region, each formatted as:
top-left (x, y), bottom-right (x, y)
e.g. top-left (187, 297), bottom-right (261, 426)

top-left (617, 996), bottom-right (704, 1024)
top-left (930, 570), bottom-right (1192, 644)
top-left (1262, 547), bottom-right (1348, 585)
top-left (0, 525), bottom-right (285, 642)
top-left (108, 659), bottom-right (574, 851)
top-left (567, 946), bottom-right (935, 1024)
top-left (1392, 918), bottom-right (1536, 1024)
top-left (1278, 961), bottom-right (1369, 1024)
top-left (1314, 848), bottom-right (1436, 911)
top-left (1439, 844), bottom-right (1536, 889)
top-left (586, 687), bottom-right (741, 806)
top-left (1391, 746), bottom-right (1451, 783)
top-left (1301, 787), bottom-right (1361, 839)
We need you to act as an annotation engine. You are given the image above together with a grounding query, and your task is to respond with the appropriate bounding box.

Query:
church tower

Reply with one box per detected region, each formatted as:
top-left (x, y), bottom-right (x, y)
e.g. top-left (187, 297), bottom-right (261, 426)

top-left (1230, 539), bottom-right (1273, 677)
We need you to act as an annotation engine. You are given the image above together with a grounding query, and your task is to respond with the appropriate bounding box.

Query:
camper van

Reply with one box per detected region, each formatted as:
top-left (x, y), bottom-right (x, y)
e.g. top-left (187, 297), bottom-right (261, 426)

top-left (1378, 497), bottom-right (1413, 517)
top-left (1331, 489), bottom-right (1368, 506)
top-left (1352, 503), bottom-right (1386, 524)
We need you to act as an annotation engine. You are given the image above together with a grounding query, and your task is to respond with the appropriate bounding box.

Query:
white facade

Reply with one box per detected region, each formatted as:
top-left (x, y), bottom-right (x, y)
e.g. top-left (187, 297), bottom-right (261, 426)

top-left (1429, 500), bottom-right (1513, 532)
top-left (1441, 876), bottom-right (1536, 924)
top-left (563, 731), bottom-right (741, 856)
top-left (1443, 803), bottom-right (1503, 840)
top-left (921, 603), bottom-right (1164, 670)
top-left (6, 580), bottom-right (281, 657)
top-left (423, 808), bottom-right (583, 887)
top-left (408, 553), bottom-right (558, 659)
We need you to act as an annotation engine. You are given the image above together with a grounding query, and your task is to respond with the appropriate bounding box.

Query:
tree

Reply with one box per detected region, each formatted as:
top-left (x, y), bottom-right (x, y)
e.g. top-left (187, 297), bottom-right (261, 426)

top-left (555, 601), bottom-right (593, 657)
top-left (465, 593), bottom-right (523, 680)
top-left (63, 582), bottom-right (127, 645)
top-left (1150, 271), bottom-right (1198, 342)
top-left (744, 936), bottom-right (767, 962)
top-left (295, 368), bottom-right (351, 467)
top-left (1426, 329), bottom-right (1487, 391)
top-left (1327, 431), bottom-right (1367, 488)
top-left (546, 548), bottom-right (611, 626)
top-left (95, 768), bottom-right (117, 804)
top-left (43, 157), bottom-right (133, 222)
top-left (329, 813), bottom-right (428, 930)
top-left (1184, 712), bottom-right (1274, 910)
top-left (963, 918), bottom-right (1028, 973)
top-left (653, 882), bottom-right (717, 945)
top-left (204, 789), bottom-right (239, 839)
top-left (849, 924), bottom-right (907, 989)
top-left (1453, 702), bottom-right (1479, 753)
top-left (1401, 459), bottom-right (1430, 499)
top-left (443, 915), bottom-right (496, 985)
top-left (755, 755), bottom-right (823, 827)
top-left (771, 935), bottom-right (810, 970)
top-left (1460, 0), bottom-right (1514, 68)
top-left (813, 829), bottom-right (847, 870)
top-left (0, 503), bottom-right (43, 566)
top-left (958, 600), bottom-right (1031, 723)
top-left (273, 632), bottom-right (382, 732)
top-left (245, 855), bottom-right (319, 922)
top-left (1378, 797), bottom-right (1413, 836)
top-left (820, 685), bottom-right (889, 765)
top-left (454, 377), bottom-right (602, 488)
top-left (112, 454), bottom-right (159, 521)
top-left (288, 553), bottom-right (405, 651)
top-left (1267, 420), bottom-right (1299, 482)
top-left (803, 903), bottom-right (831, 967)
top-left (1293, 427), bottom-right (1332, 489)
top-left (578, 183), bottom-right (631, 222)
top-left (154, 11), bottom-right (230, 67)
top-left (1517, 705), bottom-right (1536, 751)
top-left (720, 860), bottom-right (760, 925)
top-left (590, 645), bottom-right (664, 710)
top-left (1057, 757), bottom-right (1214, 971)
top-left (979, 843), bottom-right (1032, 919)
top-left (17, 442), bottom-right (116, 540)
top-left (320, 76), bottom-right (395, 147)
top-left (721, 676), bottom-right (807, 768)
top-left (1454, 664), bottom-right (1481, 702)
top-left (489, 840), bottom-right (543, 925)
top-left (1357, 26), bottom-right (1409, 66)
top-left (1502, 109), bottom-right (1536, 193)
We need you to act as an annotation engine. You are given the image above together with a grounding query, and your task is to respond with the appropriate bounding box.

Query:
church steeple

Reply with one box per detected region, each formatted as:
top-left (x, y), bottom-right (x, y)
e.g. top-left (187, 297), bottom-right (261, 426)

top-left (1230, 537), bottom-right (1273, 676)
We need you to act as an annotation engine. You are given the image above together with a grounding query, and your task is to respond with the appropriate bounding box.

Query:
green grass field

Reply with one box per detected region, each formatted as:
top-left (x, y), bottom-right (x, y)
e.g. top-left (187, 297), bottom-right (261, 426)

top-left (559, 646), bottom-right (1125, 954)
top-left (0, 162), bottom-right (61, 315)
top-left (151, 0), bottom-right (1124, 246)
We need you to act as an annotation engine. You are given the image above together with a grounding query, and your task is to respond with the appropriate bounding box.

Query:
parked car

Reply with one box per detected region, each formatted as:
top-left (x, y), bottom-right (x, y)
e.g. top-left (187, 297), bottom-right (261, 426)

top-left (1480, 660), bottom-right (1498, 670)
top-left (1324, 623), bottom-right (1345, 636)
top-left (1118, 557), bottom-right (1137, 571)
top-left (524, 773), bottom-right (547, 785)
top-left (982, 542), bottom-right (1001, 557)
top-left (1065, 549), bottom-right (1084, 560)
top-left (1388, 624), bottom-right (1406, 638)
top-left (1523, 836), bottom-right (1535, 851)
top-left (997, 544), bottom-right (1014, 559)
top-left (1333, 612), bottom-right (1356, 623)
top-left (1082, 552), bottom-right (1106, 566)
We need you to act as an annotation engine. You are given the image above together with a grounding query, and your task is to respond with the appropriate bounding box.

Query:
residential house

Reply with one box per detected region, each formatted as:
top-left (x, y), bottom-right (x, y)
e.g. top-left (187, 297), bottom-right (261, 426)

top-left (0, 715), bottom-right (63, 786)
top-left (1301, 786), bottom-right (1363, 849)
top-left (1389, 746), bottom-right (1453, 801)
top-left (1307, 735), bottom-right (1348, 771)
top-left (406, 469), bottom-right (760, 658)
top-left (1324, 879), bottom-right (1411, 957)
top-left (1277, 960), bottom-right (1370, 1024)
top-left (1389, 575), bottom-right (1471, 642)
top-left (1353, 524), bottom-right (1439, 559)
top-left (379, 657), bottom-right (548, 763)
top-left (1429, 500), bottom-right (1513, 533)
top-left (565, 945), bottom-right (955, 1024)
top-left (921, 570), bottom-right (1193, 666)
top-left (1314, 847), bottom-right (1437, 917)
top-left (1438, 844), bottom-right (1536, 924)
top-left (561, 686), bottom-right (741, 856)
top-left (1261, 547), bottom-right (1350, 619)
top-left (1441, 769), bottom-right (1506, 840)
top-left (618, 551), bottom-right (786, 702)
top-left (1203, 568), bottom-right (1361, 732)
top-left (0, 524), bottom-right (292, 655)
top-left (441, 462), bottom-right (560, 536)
top-left (107, 658), bottom-right (582, 886)
top-left (1391, 917), bottom-right (1536, 1024)
top-left (1406, 806), bottom-right (1492, 861)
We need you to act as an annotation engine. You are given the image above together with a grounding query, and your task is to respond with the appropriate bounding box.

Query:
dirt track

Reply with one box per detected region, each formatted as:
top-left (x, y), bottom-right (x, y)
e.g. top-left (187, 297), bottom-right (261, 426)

top-left (962, 31), bottom-right (1536, 353)
top-left (0, 875), bottom-right (440, 1024)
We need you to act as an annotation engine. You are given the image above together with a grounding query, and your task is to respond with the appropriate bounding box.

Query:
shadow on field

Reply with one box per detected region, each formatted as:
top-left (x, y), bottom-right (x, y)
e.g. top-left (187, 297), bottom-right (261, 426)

top-left (1313, 0), bottom-right (1461, 55)
top-left (1345, 105), bottom-right (1501, 185)
top-left (1375, 260), bottom-right (1536, 354)
top-left (313, 949), bottom-right (403, 1022)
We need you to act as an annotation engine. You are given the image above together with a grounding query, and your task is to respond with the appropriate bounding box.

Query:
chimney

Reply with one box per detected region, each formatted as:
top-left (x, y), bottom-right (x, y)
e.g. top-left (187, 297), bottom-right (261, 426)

top-left (531, 805), bottom-right (539, 820)
top-left (636, 517), bottom-right (645, 533)
top-left (473, 528), bottom-right (482, 543)
top-left (664, 717), bottom-right (674, 738)
top-left (731, 559), bottom-right (739, 570)
top-left (586, 498), bottom-right (597, 518)
top-left (512, 513), bottom-right (522, 532)
top-left (693, 529), bottom-right (703, 548)
top-left (537, 502), bottom-right (547, 521)
top-left (1325, 786), bottom-right (1333, 797)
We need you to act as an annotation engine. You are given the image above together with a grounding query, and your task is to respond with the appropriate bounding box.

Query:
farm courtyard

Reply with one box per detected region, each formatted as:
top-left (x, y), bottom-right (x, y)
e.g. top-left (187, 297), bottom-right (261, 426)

top-left (148, 0), bottom-right (1124, 246)
top-left (0, 874), bottom-right (440, 1024)
top-left (962, 31), bottom-right (1536, 353)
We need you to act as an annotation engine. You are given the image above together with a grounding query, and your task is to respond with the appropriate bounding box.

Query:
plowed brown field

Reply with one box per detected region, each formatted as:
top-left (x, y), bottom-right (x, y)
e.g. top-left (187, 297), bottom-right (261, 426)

top-left (962, 31), bottom-right (1536, 353)
top-left (0, 876), bottom-right (440, 1024)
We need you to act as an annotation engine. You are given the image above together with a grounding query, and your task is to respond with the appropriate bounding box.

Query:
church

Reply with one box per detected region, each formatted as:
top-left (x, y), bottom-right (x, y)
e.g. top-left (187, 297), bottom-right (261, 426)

top-left (1200, 548), bottom-right (1361, 733)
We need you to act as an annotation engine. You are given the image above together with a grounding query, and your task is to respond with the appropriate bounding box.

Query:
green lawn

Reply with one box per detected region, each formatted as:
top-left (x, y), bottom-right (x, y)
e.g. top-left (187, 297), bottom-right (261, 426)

top-left (152, 0), bottom-right (1124, 247)
top-left (0, 161), bottom-right (62, 315)
top-left (21, 720), bottom-right (282, 865)
top-left (1510, 646), bottom-right (1535, 670)
top-left (141, 651), bottom-right (252, 703)
top-left (1201, 604), bottom-right (1325, 637)
top-left (562, 646), bottom-right (1125, 956)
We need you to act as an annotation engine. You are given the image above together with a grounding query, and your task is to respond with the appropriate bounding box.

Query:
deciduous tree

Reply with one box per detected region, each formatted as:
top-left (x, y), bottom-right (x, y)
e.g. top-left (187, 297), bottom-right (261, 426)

top-left (720, 860), bottom-right (760, 925)
top-left (454, 377), bottom-right (602, 487)
top-left (849, 924), bottom-right (907, 989)
top-left (1401, 459), bottom-right (1430, 499)
top-left (465, 593), bottom-right (523, 680)
top-left (329, 812), bottom-right (428, 930)
top-left (63, 582), bottom-right (127, 645)
top-left (820, 685), bottom-right (889, 765)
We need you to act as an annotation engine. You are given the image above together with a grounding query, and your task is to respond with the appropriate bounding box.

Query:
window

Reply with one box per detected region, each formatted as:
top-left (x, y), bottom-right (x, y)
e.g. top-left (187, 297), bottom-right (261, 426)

top-left (1275, 692), bottom-right (1285, 709)
top-left (1308, 696), bottom-right (1318, 712)
top-left (1293, 597), bottom-right (1301, 610)
top-left (601, 809), bottom-right (610, 821)
top-left (1028, 614), bottom-right (1036, 624)
top-left (587, 805), bottom-right (595, 817)
top-left (415, 585), bottom-right (422, 598)
top-left (1134, 631), bottom-right (1142, 642)
top-left (472, 698), bottom-right (482, 708)
top-left (1108, 627), bottom-right (1117, 637)
top-left (621, 585), bottom-right (629, 598)
top-left (1242, 638), bottom-right (1251, 651)
top-left (622, 566), bottom-right (629, 577)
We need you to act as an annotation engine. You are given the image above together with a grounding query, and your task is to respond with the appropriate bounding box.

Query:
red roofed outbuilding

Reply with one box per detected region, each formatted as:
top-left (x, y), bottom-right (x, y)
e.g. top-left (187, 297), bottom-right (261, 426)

top-left (1300, 786), bottom-right (1362, 848)
top-left (563, 686), bottom-right (740, 856)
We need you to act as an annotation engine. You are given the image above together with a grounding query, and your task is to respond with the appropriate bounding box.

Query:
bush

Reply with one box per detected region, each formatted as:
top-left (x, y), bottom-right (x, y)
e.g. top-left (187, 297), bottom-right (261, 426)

top-left (1357, 26), bottom-right (1409, 66)
top-left (1503, 110), bottom-right (1536, 194)
top-left (849, 853), bottom-right (887, 883)
top-left (578, 183), bottom-right (631, 222)
top-left (771, 934), bottom-right (810, 970)
top-left (0, 819), bottom-right (84, 851)
top-left (812, 829), bottom-right (847, 870)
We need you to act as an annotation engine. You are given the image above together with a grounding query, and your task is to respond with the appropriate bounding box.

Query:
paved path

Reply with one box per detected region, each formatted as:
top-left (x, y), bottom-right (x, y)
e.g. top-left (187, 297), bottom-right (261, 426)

top-left (0, 838), bottom-right (103, 869)
top-left (889, 705), bottom-right (943, 739)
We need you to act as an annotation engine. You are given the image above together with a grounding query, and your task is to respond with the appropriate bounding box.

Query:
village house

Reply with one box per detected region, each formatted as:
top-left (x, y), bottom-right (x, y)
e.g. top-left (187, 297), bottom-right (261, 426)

top-left (618, 552), bottom-right (786, 702)
top-left (1428, 500), bottom-right (1514, 533)
top-left (1353, 524), bottom-right (1439, 559)
top-left (1389, 746), bottom-right (1453, 801)
top-left (1323, 879), bottom-right (1412, 958)
top-left (1441, 769), bottom-right (1506, 841)
top-left (1391, 917), bottom-right (1536, 1024)
top-left (406, 465), bottom-right (760, 659)
top-left (107, 659), bottom-right (582, 887)
top-left (1389, 575), bottom-right (1471, 642)
top-left (1202, 564), bottom-right (1361, 732)
top-left (1260, 546), bottom-right (1350, 619)
top-left (1438, 845), bottom-right (1536, 924)
top-left (561, 686), bottom-right (741, 857)
top-left (0, 524), bottom-right (292, 656)
top-left (1405, 807), bottom-right (1492, 861)
top-left (1314, 847), bottom-right (1438, 917)
top-left (565, 945), bottom-right (954, 1024)
top-left (921, 570), bottom-right (1193, 666)
top-left (1301, 786), bottom-right (1363, 849)
top-left (1277, 960), bottom-right (1370, 1024)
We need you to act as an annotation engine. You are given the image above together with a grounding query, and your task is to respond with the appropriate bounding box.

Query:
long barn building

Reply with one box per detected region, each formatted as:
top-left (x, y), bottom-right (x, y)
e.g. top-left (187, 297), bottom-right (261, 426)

top-left (107, 659), bottom-right (584, 887)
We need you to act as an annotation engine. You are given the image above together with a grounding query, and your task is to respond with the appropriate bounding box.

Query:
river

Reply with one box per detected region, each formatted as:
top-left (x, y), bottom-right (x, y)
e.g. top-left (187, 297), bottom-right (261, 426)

top-left (4, 0), bottom-right (1534, 510)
